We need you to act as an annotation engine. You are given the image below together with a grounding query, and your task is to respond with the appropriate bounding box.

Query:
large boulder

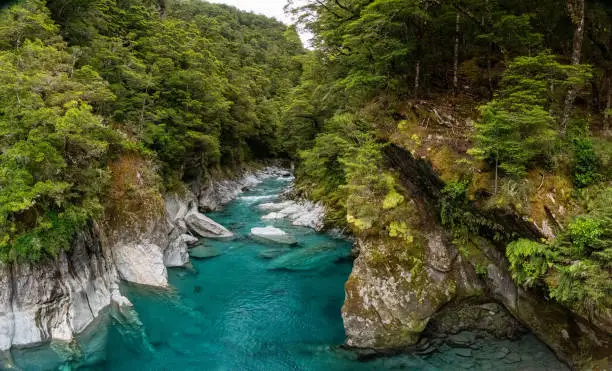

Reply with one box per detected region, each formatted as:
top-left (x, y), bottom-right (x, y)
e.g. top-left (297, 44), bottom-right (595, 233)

top-left (342, 231), bottom-right (483, 349)
top-left (259, 201), bottom-right (295, 212)
top-left (258, 200), bottom-right (325, 231)
top-left (113, 242), bottom-right (168, 287)
top-left (164, 234), bottom-right (198, 267)
top-left (251, 226), bottom-right (297, 245)
top-left (184, 208), bottom-right (233, 239)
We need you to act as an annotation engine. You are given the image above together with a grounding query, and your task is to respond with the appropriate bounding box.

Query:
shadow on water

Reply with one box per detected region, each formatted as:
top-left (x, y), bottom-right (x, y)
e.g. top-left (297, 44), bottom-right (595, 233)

top-left (5, 176), bottom-right (569, 370)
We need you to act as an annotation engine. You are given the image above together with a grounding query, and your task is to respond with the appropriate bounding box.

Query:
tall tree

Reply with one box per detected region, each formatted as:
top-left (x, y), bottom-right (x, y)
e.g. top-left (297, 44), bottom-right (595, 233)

top-left (560, 0), bottom-right (585, 132)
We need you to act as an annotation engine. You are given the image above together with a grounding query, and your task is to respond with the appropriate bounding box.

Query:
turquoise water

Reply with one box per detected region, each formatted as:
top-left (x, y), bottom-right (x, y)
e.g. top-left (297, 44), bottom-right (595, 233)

top-left (9, 176), bottom-right (568, 370)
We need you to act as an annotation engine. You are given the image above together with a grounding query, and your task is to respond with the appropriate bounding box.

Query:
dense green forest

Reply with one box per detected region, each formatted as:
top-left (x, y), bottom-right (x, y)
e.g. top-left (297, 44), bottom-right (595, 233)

top-left (282, 0), bottom-right (612, 325)
top-left (1, 0), bottom-right (611, 348)
top-left (0, 0), bottom-right (303, 261)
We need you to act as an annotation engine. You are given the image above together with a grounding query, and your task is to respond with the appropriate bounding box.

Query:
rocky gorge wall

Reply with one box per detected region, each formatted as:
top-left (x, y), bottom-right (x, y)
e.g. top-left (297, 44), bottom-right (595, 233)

top-left (0, 165), bottom-right (293, 353)
top-left (341, 144), bottom-right (611, 369)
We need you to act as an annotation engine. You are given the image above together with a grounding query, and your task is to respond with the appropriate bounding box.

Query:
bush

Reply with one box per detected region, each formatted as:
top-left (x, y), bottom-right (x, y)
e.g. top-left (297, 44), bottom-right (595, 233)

top-left (506, 238), bottom-right (554, 288)
top-left (573, 138), bottom-right (601, 188)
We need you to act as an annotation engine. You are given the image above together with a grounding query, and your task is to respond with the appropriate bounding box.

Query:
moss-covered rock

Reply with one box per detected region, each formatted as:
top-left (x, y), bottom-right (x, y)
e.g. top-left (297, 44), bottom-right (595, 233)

top-left (342, 228), bottom-right (484, 350)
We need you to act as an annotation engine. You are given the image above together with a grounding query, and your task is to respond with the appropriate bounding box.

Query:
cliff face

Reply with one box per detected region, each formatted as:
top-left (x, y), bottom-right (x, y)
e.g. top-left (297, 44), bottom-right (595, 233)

top-left (341, 144), bottom-right (611, 369)
top-left (0, 224), bottom-right (126, 351)
top-left (343, 230), bottom-right (483, 349)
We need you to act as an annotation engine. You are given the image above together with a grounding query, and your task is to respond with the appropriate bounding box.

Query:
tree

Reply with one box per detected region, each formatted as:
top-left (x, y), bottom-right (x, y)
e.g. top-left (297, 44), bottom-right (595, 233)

top-left (560, 0), bottom-right (586, 132)
top-left (469, 54), bottom-right (590, 190)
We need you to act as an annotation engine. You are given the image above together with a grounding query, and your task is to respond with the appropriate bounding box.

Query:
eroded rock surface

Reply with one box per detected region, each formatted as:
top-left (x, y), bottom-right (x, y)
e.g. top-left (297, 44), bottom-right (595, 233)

top-left (259, 200), bottom-right (325, 231)
top-left (164, 234), bottom-right (198, 267)
top-left (184, 207), bottom-right (234, 239)
top-left (0, 226), bottom-right (129, 351)
top-left (342, 231), bottom-right (482, 349)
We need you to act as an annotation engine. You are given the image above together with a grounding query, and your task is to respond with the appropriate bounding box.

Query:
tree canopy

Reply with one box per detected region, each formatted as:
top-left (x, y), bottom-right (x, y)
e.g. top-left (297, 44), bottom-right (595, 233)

top-left (0, 0), bottom-right (304, 262)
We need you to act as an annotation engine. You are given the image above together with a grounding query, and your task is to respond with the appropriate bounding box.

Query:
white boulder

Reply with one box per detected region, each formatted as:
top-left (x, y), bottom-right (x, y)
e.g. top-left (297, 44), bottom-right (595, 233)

top-left (250, 226), bottom-right (297, 245)
top-left (258, 200), bottom-right (325, 231)
top-left (261, 212), bottom-right (286, 220)
top-left (113, 242), bottom-right (168, 287)
top-left (184, 208), bottom-right (234, 239)
top-left (258, 200), bottom-right (295, 212)
top-left (164, 234), bottom-right (199, 267)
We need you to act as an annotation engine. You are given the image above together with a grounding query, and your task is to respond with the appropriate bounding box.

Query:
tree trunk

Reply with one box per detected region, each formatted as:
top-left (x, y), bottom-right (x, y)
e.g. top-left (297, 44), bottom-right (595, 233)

top-left (560, 0), bottom-right (585, 132)
top-left (453, 12), bottom-right (460, 94)
top-left (414, 60), bottom-right (420, 97)
top-left (591, 79), bottom-right (599, 114)
top-left (605, 77), bottom-right (611, 134)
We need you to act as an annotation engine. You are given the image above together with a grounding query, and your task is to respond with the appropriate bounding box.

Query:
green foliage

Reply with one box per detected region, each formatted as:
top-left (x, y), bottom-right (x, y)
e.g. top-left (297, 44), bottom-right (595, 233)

top-left (469, 54), bottom-right (591, 178)
top-left (572, 138), bottom-right (601, 188)
top-left (297, 113), bottom-right (379, 226)
top-left (0, 1), bottom-right (118, 261)
top-left (48, 0), bottom-right (303, 182)
top-left (439, 180), bottom-right (470, 229)
top-left (506, 187), bottom-right (612, 313)
top-left (0, 0), bottom-right (304, 262)
top-left (566, 217), bottom-right (602, 256)
top-left (439, 180), bottom-right (509, 243)
top-left (549, 261), bottom-right (611, 318)
top-left (506, 239), bottom-right (553, 288)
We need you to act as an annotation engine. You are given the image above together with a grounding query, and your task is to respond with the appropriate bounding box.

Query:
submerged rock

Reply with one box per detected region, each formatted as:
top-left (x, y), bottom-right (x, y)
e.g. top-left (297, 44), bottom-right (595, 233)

top-left (267, 244), bottom-right (347, 271)
top-left (251, 226), bottom-right (297, 245)
top-left (189, 245), bottom-right (221, 259)
top-left (258, 248), bottom-right (291, 259)
top-left (184, 207), bottom-right (234, 239)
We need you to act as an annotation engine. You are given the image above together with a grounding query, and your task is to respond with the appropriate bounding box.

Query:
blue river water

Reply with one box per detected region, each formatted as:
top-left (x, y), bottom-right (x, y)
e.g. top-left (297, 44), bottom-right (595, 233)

top-left (9, 176), bottom-right (568, 370)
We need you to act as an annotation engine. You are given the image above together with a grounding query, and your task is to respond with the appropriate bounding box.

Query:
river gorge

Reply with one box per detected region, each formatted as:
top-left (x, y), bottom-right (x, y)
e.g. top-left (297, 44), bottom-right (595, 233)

top-left (3, 170), bottom-right (567, 370)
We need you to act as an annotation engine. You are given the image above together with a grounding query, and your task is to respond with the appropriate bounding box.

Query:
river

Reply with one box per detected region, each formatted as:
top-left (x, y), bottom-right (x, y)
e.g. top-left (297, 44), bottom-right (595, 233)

top-left (10, 175), bottom-right (567, 370)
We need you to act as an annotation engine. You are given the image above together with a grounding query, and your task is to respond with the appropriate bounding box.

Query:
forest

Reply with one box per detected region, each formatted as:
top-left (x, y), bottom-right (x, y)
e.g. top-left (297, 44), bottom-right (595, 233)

top-left (282, 0), bottom-right (612, 324)
top-left (0, 0), bottom-right (611, 366)
top-left (0, 0), bottom-right (303, 261)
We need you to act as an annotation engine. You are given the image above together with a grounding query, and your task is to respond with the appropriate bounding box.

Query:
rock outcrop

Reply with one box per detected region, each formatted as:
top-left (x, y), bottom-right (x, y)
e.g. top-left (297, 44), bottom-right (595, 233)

top-left (343, 230), bottom-right (483, 349)
top-left (0, 225), bottom-right (129, 351)
top-left (107, 207), bottom-right (171, 288)
top-left (164, 234), bottom-right (198, 267)
top-left (341, 144), bottom-right (612, 369)
top-left (259, 200), bottom-right (325, 231)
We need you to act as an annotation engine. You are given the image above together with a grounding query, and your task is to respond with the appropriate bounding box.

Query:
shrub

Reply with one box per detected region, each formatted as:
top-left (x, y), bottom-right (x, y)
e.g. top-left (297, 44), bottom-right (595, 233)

top-left (506, 238), bottom-right (554, 287)
top-left (573, 138), bottom-right (601, 188)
